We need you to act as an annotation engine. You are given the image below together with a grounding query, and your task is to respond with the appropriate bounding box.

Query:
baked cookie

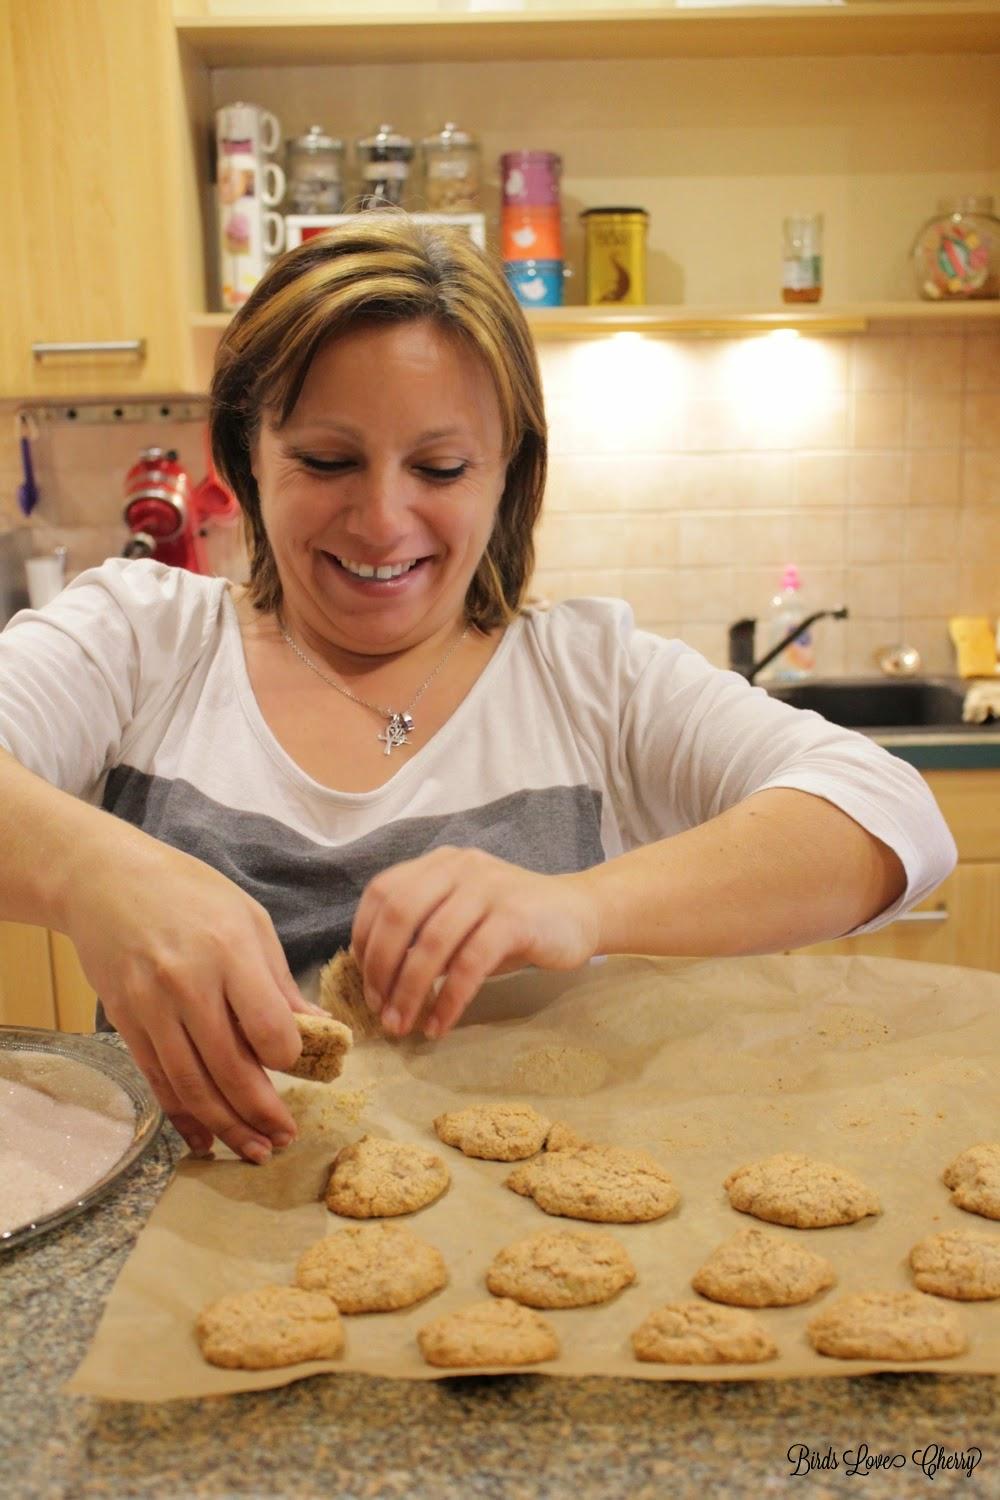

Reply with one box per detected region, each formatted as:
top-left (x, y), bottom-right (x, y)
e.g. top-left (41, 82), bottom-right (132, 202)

top-left (195, 1285), bottom-right (344, 1369)
top-left (942, 1143), bottom-right (1000, 1221)
top-left (417, 1298), bottom-right (559, 1368)
top-left (295, 1223), bottom-right (447, 1313)
top-left (318, 948), bottom-right (384, 1040)
top-left (909, 1228), bottom-right (1000, 1301)
top-left (632, 1302), bottom-right (777, 1365)
top-left (691, 1226), bottom-right (836, 1307)
top-left (434, 1102), bottom-right (551, 1161)
top-left (325, 1135), bottom-right (450, 1218)
top-left (723, 1152), bottom-right (880, 1228)
top-left (544, 1121), bottom-right (592, 1153)
top-left (486, 1228), bottom-right (636, 1308)
top-left (807, 1291), bottom-right (967, 1361)
top-left (288, 1014), bottom-right (353, 1083)
top-left (506, 1145), bottom-right (679, 1224)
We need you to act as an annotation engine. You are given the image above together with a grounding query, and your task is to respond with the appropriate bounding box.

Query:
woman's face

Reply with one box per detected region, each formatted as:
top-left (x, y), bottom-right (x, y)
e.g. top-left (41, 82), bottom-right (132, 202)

top-left (252, 318), bottom-right (508, 657)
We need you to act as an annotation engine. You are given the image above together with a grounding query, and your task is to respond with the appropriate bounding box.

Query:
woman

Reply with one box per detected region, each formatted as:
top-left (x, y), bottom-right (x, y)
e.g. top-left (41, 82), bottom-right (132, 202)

top-left (0, 216), bottom-right (955, 1166)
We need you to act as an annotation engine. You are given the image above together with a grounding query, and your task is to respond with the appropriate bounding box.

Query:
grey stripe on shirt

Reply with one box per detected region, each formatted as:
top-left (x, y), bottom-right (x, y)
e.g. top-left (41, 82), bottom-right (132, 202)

top-left (100, 767), bottom-right (605, 978)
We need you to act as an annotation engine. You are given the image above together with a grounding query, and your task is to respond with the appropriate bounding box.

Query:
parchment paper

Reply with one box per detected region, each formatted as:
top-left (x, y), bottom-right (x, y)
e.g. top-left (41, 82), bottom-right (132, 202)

top-left (67, 954), bottom-right (1000, 1400)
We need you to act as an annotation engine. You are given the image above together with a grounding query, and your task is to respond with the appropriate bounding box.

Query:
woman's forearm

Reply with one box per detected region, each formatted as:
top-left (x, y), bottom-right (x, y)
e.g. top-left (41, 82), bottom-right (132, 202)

top-left (572, 787), bottom-right (907, 958)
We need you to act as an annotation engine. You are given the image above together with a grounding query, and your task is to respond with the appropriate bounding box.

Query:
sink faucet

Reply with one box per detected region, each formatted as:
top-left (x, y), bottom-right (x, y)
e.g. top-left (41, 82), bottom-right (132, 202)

top-left (728, 606), bottom-right (849, 683)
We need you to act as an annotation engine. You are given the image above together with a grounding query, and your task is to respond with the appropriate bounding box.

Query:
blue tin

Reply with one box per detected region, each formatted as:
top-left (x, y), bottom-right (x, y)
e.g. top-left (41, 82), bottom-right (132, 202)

top-left (504, 258), bottom-right (564, 308)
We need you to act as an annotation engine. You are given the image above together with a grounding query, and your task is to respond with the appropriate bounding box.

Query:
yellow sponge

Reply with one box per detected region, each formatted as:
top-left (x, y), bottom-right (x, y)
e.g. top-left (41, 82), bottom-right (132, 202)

top-left (948, 617), bottom-right (997, 678)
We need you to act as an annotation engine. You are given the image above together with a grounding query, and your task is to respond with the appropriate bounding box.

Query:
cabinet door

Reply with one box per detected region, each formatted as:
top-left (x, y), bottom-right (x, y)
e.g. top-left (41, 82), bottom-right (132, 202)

top-left (49, 931), bottom-right (98, 1034)
top-left (0, 921), bottom-right (56, 1027)
top-left (1, 0), bottom-right (193, 397)
top-left (795, 864), bottom-right (1000, 973)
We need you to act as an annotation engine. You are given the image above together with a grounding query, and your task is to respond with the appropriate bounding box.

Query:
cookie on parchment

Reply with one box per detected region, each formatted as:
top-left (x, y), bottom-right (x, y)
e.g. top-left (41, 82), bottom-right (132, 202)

top-left (486, 1228), bottom-right (636, 1308)
top-left (807, 1290), bottom-right (967, 1361)
top-left (288, 1014), bottom-right (353, 1083)
top-left (506, 1144), bottom-right (679, 1224)
top-left (723, 1152), bottom-right (880, 1228)
top-left (544, 1121), bottom-right (592, 1153)
top-left (325, 1135), bottom-right (450, 1218)
top-left (942, 1143), bottom-right (1000, 1221)
top-left (417, 1298), bottom-right (559, 1368)
top-left (295, 1223), bottom-right (447, 1313)
top-left (909, 1228), bottom-right (1000, 1301)
top-left (195, 1285), bottom-right (344, 1369)
top-left (631, 1302), bottom-right (777, 1365)
top-left (433, 1102), bottom-right (551, 1161)
top-left (691, 1225), bottom-right (836, 1307)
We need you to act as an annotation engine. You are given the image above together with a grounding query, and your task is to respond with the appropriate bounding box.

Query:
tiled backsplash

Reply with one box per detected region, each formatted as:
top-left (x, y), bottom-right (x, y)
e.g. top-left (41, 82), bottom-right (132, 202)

top-left (1, 325), bottom-right (997, 672)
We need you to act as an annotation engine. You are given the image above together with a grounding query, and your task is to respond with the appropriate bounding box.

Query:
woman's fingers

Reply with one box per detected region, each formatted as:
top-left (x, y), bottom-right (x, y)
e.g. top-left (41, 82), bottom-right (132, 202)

top-left (113, 1017), bottom-right (214, 1157)
top-left (379, 887), bottom-right (500, 1035)
top-left (352, 848), bottom-right (461, 1008)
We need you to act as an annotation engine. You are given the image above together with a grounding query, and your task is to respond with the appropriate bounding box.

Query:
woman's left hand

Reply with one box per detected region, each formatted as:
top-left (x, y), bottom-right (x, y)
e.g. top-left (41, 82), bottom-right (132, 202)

top-left (350, 846), bottom-right (600, 1039)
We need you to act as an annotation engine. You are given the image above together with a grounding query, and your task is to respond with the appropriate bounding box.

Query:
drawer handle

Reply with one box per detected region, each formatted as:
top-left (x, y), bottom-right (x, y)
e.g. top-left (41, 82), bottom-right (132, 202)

top-left (892, 907), bottom-right (949, 926)
top-left (32, 339), bottom-right (146, 359)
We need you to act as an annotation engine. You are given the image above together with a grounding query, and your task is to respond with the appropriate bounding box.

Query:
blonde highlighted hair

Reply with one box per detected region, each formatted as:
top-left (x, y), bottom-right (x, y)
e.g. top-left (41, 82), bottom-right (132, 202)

top-left (209, 214), bottom-right (547, 630)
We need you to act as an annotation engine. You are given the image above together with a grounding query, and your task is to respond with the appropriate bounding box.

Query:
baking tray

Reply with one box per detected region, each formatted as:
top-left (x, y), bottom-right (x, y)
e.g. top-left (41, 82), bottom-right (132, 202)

top-left (0, 1026), bottom-right (162, 1251)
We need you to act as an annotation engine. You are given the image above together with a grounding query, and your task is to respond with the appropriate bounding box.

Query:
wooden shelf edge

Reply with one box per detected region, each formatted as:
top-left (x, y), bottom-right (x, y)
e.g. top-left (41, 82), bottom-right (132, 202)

top-left (191, 300), bottom-right (1000, 340)
top-left (174, 4), bottom-right (1000, 67)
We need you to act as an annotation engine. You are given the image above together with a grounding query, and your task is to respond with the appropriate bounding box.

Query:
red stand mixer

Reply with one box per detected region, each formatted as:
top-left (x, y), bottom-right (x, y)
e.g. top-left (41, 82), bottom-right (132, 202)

top-left (122, 442), bottom-right (240, 572)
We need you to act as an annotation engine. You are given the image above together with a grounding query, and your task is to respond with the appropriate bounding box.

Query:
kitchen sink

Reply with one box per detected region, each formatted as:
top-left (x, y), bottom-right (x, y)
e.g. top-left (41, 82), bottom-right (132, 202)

top-left (764, 676), bottom-right (973, 730)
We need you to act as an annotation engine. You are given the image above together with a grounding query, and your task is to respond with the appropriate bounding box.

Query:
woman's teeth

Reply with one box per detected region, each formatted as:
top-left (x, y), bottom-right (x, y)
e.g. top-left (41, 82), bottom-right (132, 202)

top-left (337, 557), bottom-right (419, 580)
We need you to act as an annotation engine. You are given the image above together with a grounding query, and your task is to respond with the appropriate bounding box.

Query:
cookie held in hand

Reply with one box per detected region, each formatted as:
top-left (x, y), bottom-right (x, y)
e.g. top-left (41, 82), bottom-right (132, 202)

top-left (196, 1285), bottom-right (344, 1369)
top-left (287, 1014), bottom-right (353, 1083)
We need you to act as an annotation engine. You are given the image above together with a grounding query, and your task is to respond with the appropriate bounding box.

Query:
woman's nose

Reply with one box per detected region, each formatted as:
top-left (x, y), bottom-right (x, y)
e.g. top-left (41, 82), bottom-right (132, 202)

top-left (344, 468), bottom-right (411, 543)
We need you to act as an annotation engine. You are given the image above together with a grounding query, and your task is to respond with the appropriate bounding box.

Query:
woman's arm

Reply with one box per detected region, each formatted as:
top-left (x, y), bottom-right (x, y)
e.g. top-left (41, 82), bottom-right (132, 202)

top-left (576, 785), bottom-right (906, 959)
top-left (351, 785), bottom-right (907, 1041)
top-left (0, 747), bottom-right (313, 1161)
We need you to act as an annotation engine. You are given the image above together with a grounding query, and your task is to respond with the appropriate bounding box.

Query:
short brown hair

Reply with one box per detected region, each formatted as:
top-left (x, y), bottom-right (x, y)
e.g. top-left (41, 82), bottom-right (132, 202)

top-left (210, 214), bottom-right (547, 629)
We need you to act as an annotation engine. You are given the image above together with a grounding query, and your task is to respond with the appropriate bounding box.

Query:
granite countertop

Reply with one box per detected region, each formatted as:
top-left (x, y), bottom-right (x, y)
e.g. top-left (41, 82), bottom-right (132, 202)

top-left (3, 1117), bottom-right (998, 1498)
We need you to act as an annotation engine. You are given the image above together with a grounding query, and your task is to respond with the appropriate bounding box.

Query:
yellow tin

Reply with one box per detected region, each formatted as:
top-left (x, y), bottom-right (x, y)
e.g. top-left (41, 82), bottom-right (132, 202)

top-left (581, 207), bottom-right (649, 305)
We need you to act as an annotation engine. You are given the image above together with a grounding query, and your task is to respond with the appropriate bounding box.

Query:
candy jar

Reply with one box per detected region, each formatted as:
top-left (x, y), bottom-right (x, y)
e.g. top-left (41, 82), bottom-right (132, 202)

top-left (911, 195), bottom-right (1000, 300)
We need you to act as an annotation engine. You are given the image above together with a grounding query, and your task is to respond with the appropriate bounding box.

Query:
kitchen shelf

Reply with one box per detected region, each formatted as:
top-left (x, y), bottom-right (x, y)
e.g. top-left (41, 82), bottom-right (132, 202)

top-left (191, 300), bottom-right (1000, 342)
top-left (173, 3), bottom-right (1000, 66)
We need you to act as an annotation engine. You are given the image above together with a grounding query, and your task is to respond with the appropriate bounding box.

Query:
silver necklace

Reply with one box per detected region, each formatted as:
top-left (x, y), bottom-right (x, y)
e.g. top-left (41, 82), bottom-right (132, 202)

top-left (279, 620), bottom-right (470, 756)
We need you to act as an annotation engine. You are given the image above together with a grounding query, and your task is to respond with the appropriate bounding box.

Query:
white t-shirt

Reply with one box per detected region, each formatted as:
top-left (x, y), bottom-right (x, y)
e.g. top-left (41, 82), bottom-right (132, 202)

top-left (0, 559), bottom-right (956, 984)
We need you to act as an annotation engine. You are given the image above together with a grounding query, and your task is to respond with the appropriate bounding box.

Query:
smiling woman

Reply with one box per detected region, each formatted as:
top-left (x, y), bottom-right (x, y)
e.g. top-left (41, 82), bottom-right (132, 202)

top-left (0, 214), bottom-right (956, 1163)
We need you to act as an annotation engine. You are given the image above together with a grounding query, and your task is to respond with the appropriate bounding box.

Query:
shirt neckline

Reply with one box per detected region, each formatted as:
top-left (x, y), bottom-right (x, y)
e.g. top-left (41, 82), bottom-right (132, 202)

top-left (221, 591), bottom-right (524, 804)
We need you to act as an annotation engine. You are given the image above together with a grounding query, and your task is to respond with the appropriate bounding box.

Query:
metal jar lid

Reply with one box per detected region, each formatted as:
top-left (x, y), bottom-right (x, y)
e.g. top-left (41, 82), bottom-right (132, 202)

top-left (420, 121), bottom-right (477, 151)
top-left (289, 124), bottom-right (343, 154)
top-left (580, 206), bottom-right (649, 218)
top-left (356, 123), bottom-right (414, 157)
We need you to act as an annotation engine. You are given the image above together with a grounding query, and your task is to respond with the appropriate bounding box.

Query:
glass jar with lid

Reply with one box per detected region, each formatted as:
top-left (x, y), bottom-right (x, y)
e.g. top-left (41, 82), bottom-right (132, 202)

top-left (285, 125), bottom-right (345, 215)
top-left (912, 195), bottom-right (1000, 300)
top-left (355, 123), bottom-right (414, 210)
top-left (419, 122), bottom-right (480, 213)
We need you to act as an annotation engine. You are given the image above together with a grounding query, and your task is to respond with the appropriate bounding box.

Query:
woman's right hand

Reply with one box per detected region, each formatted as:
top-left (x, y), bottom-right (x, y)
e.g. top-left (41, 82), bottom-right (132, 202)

top-left (64, 838), bottom-right (319, 1163)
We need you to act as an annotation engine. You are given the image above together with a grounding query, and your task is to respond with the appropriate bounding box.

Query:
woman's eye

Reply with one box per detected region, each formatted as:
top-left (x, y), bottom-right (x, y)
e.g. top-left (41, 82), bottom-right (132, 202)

top-left (418, 464), bottom-right (467, 481)
top-left (298, 456), bottom-right (353, 474)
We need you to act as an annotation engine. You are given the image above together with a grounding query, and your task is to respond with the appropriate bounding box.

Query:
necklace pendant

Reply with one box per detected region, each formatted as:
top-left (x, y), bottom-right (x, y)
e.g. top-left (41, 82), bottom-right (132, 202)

top-left (378, 711), bottom-right (415, 756)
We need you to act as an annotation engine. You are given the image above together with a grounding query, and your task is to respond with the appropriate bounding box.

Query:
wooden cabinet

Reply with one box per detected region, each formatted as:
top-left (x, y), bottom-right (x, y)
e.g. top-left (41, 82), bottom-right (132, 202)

top-left (795, 770), bottom-right (1000, 973)
top-left (0, 921), bottom-right (56, 1028)
top-left (0, 0), bottom-right (204, 397)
